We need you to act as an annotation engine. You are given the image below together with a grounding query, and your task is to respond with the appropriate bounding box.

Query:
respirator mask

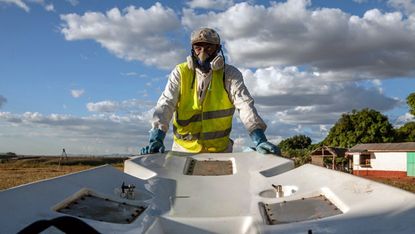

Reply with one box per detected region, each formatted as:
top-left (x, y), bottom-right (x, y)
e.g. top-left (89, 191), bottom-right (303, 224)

top-left (187, 45), bottom-right (224, 72)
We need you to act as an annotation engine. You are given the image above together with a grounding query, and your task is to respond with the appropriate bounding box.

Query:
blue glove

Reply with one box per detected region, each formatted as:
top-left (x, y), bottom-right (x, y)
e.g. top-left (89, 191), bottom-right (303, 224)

top-left (249, 129), bottom-right (281, 155)
top-left (140, 129), bottom-right (166, 155)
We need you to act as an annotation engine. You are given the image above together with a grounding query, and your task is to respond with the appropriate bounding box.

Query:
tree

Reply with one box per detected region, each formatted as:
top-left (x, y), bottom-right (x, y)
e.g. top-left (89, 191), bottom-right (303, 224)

top-left (407, 92), bottom-right (415, 116)
top-left (323, 108), bottom-right (395, 148)
top-left (395, 122), bottom-right (415, 142)
top-left (278, 135), bottom-right (312, 167)
top-left (278, 134), bottom-right (312, 151)
top-left (393, 93), bottom-right (415, 142)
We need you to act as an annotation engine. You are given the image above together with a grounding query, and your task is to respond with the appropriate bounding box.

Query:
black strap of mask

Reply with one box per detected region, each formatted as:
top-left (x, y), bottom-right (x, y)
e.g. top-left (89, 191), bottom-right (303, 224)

top-left (220, 48), bottom-right (229, 95)
top-left (191, 49), bottom-right (196, 89)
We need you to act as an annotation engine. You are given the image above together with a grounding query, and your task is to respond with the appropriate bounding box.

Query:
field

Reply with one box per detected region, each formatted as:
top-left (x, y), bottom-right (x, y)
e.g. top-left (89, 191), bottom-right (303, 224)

top-left (1, 156), bottom-right (414, 193)
top-left (0, 156), bottom-right (126, 190)
top-left (361, 175), bottom-right (415, 193)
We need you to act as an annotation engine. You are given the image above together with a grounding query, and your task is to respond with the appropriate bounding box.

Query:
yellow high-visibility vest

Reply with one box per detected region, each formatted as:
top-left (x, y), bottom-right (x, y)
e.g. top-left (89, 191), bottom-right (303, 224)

top-left (173, 62), bottom-right (235, 153)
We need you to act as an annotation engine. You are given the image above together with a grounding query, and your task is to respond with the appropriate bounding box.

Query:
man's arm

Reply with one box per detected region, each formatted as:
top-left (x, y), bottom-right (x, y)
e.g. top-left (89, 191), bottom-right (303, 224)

top-left (152, 67), bottom-right (181, 132)
top-left (225, 65), bottom-right (267, 133)
top-left (140, 67), bottom-right (180, 155)
top-left (225, 65), bottom-right (280, 155)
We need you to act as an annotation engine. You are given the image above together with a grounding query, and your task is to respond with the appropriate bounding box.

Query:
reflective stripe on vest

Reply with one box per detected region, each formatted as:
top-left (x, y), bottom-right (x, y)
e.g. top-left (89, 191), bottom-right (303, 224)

top-left (173, 62), bottom-right (235, 153)
top-left (175, 107), bottom-right (235, 126)
top-left (173, 125), bottom-right (232, 141)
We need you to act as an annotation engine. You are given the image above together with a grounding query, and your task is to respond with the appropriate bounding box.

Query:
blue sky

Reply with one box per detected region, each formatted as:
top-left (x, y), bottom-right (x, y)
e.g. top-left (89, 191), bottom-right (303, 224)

top-left (1, 0), bottom-right (415, 155)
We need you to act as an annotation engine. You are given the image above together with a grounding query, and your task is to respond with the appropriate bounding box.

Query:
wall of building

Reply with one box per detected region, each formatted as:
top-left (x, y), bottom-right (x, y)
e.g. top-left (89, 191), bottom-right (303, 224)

top-left (372, 152), bottom-right (407, 171)
top-left (352, 154), bottom-right (360, 169)
top-left (311, 156), bottom-right (324, 167)
top-left (351, 152), bottom-right (408, 177)
top-left (352, 170), bottom-right (407, 177)
top-left (352, 152), bottom-right (406, 171)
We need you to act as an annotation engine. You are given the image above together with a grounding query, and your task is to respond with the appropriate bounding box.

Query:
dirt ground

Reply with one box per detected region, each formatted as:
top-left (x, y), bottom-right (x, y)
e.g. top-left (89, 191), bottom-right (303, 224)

top-left (359, 175), bottom-right (415, 193)
top-left (0, 156), bottom-right (125, 190)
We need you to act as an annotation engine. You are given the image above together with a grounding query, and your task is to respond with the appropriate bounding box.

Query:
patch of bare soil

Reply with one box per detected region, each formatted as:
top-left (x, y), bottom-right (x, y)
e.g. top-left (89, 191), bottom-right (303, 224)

top-left (0, 156), bottom-right (125, 190)
top-left (359, 175), bottom-right (415, 193)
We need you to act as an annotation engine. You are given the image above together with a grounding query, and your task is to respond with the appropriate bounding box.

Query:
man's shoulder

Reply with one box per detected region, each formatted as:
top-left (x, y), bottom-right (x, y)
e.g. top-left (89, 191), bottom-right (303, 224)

top-left (176, 61), bottom-right (188, 69)
top-left (224, 64), bottom-right (242, 79)
top-left (174, 62), bottom-right (191, 75)
top-left (224, 64), bottom-right (239, 71)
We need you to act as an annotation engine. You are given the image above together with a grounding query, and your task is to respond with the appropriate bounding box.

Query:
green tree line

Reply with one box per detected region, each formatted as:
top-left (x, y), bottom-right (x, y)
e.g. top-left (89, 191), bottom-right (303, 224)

top-left (279, 92), bottom-right (415, 166)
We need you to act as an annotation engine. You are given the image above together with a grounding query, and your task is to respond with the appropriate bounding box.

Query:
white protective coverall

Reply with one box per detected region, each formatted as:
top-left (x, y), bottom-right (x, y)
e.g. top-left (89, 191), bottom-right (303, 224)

top-left (151, 63), bottom-right (267, 152)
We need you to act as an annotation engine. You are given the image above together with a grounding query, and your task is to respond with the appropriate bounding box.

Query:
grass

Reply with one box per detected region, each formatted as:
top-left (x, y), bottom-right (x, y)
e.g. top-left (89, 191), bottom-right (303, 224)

top-left (0, 156), bottom-right (126, 190)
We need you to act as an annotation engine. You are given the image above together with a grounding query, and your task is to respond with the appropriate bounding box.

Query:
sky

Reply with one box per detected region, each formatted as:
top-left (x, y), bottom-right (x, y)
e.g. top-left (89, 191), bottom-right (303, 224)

top-left (1, 0), bottom-right (415, 155)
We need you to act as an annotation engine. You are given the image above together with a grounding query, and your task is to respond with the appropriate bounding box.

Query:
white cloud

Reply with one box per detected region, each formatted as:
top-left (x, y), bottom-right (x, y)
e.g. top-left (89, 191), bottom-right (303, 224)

top-left (87, 100), bottom-right (118, 113)
top-left (0, 112), bottom-right (21, 123)
top-left (371, 79), bottom-right (383, 93)
top-left (241, 66), bottom-right (399, 126)
top-left (221, 64), bottom-right (401, 145)
top-left (121, 72), bottom-right (139, 77)
top-left (86, 99), bottom-right (154, 114)
top-left (388, 0), bottom-right (415, 15)
top-left (372, 79), bottom-right (382, 86)
top-left (353, 0), bottom-right (368, 3)
top-left (182, 0), bottom-right (415, 79)
top-left (120, 72), bottom-right (148, 78)
top-left (0, 111), bottom-right (154, 155)
top-left (60, 3), bottom-right (186, 69)
top-left (1, 97), bottom-right (160, 155)
top-left (66, 0), bottom-right (78, 6)
top-left (70, 89), bottom-right (84, 98)
top-left (186, 0), bottom-right (234, 10)
top-left (0, 95), bottom-right (6, 108)
top-left (44, 3), bottom-right (53, 11)
top-left (22, 0), bottom-right (55, 12)
top-left (395, 112), bottom-right (415, 126)
top-left (0, 0), bottom-right (30, 12)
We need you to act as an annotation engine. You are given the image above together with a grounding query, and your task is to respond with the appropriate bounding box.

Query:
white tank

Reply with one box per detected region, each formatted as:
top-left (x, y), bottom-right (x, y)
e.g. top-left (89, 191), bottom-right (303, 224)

top-left (1, 151), bottom-right (414, 233)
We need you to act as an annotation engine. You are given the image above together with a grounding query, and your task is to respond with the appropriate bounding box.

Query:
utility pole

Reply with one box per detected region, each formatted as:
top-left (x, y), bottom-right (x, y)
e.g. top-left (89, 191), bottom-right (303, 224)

top-left (61, 148), bottom-right (68, 160)
top-left (58, 148), bottom-right (68, 169)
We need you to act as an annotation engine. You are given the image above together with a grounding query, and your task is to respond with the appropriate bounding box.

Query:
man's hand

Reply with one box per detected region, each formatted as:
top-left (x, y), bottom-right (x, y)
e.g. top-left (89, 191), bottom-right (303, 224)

top-left (256, 141), bottom-right (281, 155)
top-left (249, 129), bottom-right (281, 155)
top-left (140, 129), bottom-right (166, 155)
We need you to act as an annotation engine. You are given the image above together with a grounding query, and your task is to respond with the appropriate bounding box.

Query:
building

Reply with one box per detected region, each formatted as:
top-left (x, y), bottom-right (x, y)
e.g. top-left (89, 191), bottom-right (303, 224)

top-left (346, 142), bottom-right (415, 177)
top-left (310, 146), bottom-right (349, 171)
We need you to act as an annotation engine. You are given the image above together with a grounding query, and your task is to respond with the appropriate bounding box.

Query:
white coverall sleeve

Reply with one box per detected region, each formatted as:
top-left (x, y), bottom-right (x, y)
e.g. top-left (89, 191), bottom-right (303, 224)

top-left (151, 67), bottom-right (180, 132)
top-left (225, 65), bottom-right (267, 133)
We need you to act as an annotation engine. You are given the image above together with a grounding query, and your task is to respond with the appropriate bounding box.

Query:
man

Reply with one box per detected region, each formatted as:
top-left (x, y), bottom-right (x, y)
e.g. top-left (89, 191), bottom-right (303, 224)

top-left (141, 28), bottom-right (280, 155)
